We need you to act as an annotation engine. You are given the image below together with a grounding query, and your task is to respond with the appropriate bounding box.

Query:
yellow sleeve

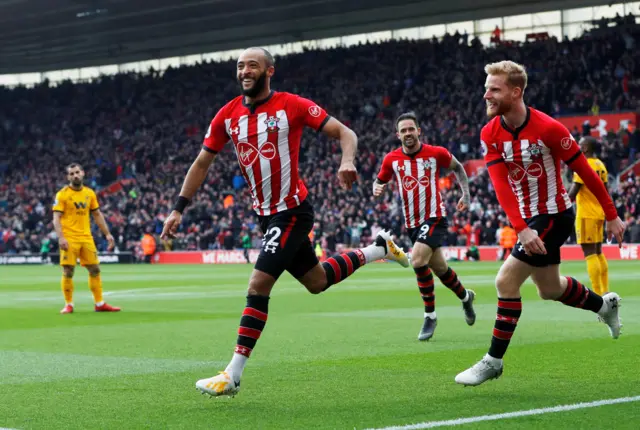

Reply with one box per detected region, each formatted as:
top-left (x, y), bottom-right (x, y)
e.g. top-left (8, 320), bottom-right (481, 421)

top-left (572, 172), bottom-right (584, 185)
top-left (53, 191), bottom-right (65, 212)
top-left (89, 190), bottom-right (100, 211)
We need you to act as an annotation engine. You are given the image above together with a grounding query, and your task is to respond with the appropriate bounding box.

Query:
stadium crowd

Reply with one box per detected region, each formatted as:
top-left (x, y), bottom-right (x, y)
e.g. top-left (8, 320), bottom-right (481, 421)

top-left (1, 19), bottom-right (639, 258)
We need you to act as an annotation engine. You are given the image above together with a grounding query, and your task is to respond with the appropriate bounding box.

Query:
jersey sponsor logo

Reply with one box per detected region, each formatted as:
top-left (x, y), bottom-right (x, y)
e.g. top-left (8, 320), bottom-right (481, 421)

top-left (308, 105), bottom-right (322, 118)
top-left (402, 175), bottom-right (418, 191)
top-left (506, 161), bottom-right (543, 183)
top-left (238, 142), bottom-right (258, 166)
top-left (73, 201), bottom-right (87, 209)
top-left (259, 142), bottom-right (276, 160)
top-left (237, 142), bottom-right (277, 166)
top-left (264, 116), bottom-right (280, 132)
top-left (402, 174), bottom-right (431, 191)
top-left (561, 136), bottom-right (574, 150)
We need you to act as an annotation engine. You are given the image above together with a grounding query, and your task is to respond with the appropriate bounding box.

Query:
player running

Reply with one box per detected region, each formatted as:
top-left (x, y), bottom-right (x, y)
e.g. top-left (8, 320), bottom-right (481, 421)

top-left (53, 163), bottom-right (120, 314)
top-left (568, 136), bottom-right (610, 296)
top-left (373, 112), bottom-right (476, 341)
top-left (160, 47), bottom-right (409, 397)
top-left (455, 61), bottom-right (625, 386)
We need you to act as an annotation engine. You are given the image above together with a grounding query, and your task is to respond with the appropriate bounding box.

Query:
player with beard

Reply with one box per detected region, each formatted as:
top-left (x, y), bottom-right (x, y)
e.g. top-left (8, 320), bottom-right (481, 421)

top-left (373, 113), bottom-right (476, 341)
top-left (455, 61), bottom-right (626, 386)
top-left (161, 47), bottom-right (410, 397)
top-left (53, 163), bottom-right (120, 314)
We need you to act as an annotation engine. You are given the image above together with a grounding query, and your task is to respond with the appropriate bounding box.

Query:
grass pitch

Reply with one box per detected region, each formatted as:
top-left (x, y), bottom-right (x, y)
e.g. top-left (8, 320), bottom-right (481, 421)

top-left (1, 261), bottom-right (639, 429)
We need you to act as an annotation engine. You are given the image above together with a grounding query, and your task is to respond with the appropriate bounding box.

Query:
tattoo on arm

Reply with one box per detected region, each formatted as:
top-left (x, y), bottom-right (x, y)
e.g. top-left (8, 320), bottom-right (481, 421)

top-left (450, 157), bottom-right (470, 202)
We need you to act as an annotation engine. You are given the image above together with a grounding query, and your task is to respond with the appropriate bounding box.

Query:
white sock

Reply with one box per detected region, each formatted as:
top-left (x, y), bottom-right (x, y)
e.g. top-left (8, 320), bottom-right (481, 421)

top-left (484, 353), bottom-right (503, 365)
top-left (95, 301), bottom-right (104, 307)
top-left (462, 290), bottom-right (470, 302)
top-left (225, 353), bottom-right (248, 381)
top-left (361, 243), bottom-right (386, 264)
top-left (424, 311), bottom-right (436, 319)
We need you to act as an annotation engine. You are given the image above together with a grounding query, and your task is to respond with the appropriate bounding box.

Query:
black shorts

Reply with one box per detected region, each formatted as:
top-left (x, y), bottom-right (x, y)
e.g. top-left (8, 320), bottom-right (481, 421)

top-left (511, 209), bottom-right (575, 267)
top-left (408, 217), bottom-right (449, 250)
top-left (254, 200), bottom-right (318, 280)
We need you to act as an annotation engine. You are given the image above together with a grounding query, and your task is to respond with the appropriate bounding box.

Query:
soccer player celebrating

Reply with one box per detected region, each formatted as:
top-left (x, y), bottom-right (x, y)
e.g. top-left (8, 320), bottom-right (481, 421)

top-left (160, 47), bottom-right (409, 397)
top-left (53, 163), bottom-right (120, 314)
top-left (373, 113), bottom-right (476, 341)
top-left (568, 136), bottom-right (610, 295)
top-left (455, 61), bottom-right (626, 386)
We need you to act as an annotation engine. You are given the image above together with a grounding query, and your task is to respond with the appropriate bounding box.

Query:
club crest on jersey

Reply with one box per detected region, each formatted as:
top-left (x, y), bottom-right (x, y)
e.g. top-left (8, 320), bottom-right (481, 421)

top-left (236, 142), bottom-right (276, 167)
top-left (528, 142), bottom-right (543, 159)
top-left (264, 116), bottom-right (280, 133)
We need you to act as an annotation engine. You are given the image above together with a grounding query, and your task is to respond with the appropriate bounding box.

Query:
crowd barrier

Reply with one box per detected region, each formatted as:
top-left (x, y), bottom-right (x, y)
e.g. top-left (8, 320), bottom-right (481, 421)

top-left (152, 244), bottom-right (640, 264)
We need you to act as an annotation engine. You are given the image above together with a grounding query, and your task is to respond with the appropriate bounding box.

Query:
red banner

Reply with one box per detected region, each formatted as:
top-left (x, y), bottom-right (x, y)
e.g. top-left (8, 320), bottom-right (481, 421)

top-left (438, 245), bottom-right (640, 261)
top-left (154, 245), bottom-right (639, 264)
top-left (155, 250), bottom-right (260, 264)
top-left (556, 112), bottom-right (636, 137)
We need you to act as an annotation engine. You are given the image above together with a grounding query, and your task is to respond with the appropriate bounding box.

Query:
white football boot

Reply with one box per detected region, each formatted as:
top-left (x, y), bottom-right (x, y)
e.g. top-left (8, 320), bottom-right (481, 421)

top-left (455, 354), bottom-right (504, 386)
top-left (376, 230), bottom-right (410, 267)
top-left (196, 371), bottom-right (240, 397)
top-left (598, 292), bottom-right (622, 339)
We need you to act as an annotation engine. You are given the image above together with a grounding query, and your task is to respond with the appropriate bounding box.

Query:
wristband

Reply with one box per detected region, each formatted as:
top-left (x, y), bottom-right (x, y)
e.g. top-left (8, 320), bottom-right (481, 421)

top-left (173, 196), bottom-right (190, 214)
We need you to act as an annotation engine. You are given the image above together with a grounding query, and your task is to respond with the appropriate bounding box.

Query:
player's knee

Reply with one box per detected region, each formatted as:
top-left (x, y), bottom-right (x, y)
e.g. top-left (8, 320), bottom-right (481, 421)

top-left (430, 261), bottom-right (448, 277)
top-left (411, 252), bottom-right (429, 268)
top-left (537, 288), bottom-right (561, 301)
top-left (495, 273), bottom-right (518, 296)
top-left (63, 267), bottom-right (75, 278)
top-left (247, 272), bottom-right (275, 296)
top-left (88, 266), bottom-right (100, 277)
top-left (303, 274), bottom-right (327, 294)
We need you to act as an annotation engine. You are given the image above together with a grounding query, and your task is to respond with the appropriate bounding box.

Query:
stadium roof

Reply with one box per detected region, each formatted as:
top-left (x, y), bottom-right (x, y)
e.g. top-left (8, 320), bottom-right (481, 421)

top-left (0, 0), bottom-right (616, 74)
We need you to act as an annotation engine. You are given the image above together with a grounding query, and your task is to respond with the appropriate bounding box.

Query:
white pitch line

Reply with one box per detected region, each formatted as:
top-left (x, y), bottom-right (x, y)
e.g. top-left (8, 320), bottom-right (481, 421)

top-left (365, 395), bottom-right (640, 430)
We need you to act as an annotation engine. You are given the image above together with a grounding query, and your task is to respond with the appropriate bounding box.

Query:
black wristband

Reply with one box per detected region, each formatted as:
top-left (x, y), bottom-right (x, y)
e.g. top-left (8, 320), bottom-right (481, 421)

top-left (173, 196), bottom-right (190, 214)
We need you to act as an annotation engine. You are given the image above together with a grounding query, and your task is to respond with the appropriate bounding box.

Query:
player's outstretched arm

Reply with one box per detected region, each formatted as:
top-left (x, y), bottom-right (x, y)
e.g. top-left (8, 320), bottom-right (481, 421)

top-left (448, 155), bottom-right (470, 211)
top-left (321, 117), bottom-right (358, 190)
top-left (161, 149), bottom-right (217, 240)
top-left (91, 209), bottom-right (115, 251)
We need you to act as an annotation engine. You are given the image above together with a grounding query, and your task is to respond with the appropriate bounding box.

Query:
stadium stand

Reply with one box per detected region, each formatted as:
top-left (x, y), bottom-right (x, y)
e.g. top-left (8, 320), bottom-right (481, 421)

top-left (1, 21), bottom-right (639, 258)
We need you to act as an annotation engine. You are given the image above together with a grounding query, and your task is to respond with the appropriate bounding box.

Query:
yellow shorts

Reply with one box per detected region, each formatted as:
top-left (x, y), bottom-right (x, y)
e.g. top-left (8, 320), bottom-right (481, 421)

top-left (575, 218), bottom-right (604, 245)
top-left (60, 240), bottom-right (99, 266)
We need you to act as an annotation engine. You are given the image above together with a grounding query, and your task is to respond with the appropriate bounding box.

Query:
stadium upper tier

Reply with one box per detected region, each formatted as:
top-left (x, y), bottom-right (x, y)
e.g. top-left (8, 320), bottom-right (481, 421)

top-left (0, 23), bottom-right (638, 255)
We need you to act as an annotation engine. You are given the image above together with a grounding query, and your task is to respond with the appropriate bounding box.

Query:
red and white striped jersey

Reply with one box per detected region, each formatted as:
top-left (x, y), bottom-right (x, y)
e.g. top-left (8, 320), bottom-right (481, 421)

top-left (377, 144), bottom-right (452, 229)
top-left (203, 91), bottom-right (330, 216)
top-left (481, 107), bottom-right (574, 220)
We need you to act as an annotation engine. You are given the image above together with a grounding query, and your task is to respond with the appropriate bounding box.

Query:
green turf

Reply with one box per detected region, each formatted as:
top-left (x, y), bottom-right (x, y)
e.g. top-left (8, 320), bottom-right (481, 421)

top-left (0, 261), bottom-right (638, 429)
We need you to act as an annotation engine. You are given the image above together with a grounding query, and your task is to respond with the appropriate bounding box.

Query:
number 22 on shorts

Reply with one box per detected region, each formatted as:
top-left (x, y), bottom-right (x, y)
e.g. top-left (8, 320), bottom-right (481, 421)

top-left (263, 227), bottom-right (281, 254)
